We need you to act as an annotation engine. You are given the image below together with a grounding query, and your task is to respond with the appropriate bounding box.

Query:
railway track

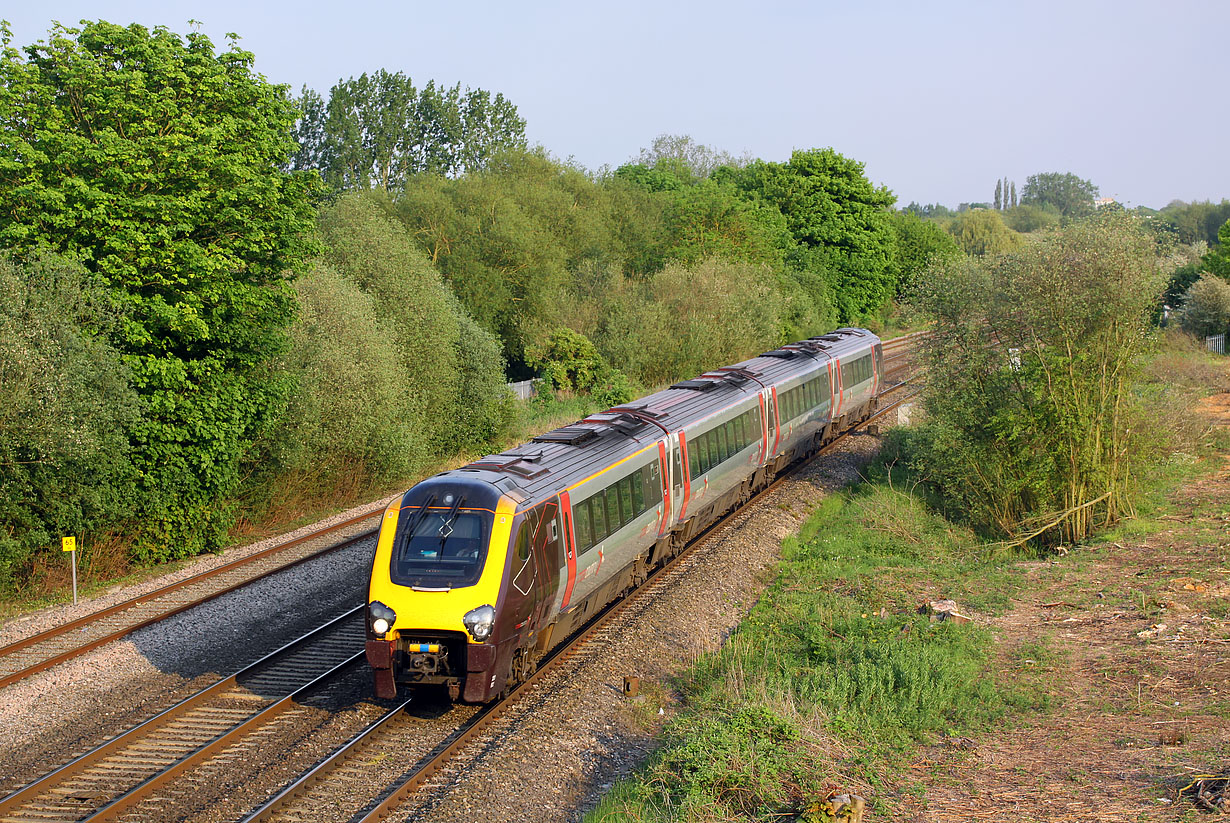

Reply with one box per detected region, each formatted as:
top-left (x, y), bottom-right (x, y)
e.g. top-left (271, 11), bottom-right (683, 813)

top-left (0, 331), bottom-right (924, 823)
top-left (239, 366), bottom-right (922, 823)
top-left (0, 510), bottom-right (382, 691)
top-left (0, 609), bottom-right (367, 823)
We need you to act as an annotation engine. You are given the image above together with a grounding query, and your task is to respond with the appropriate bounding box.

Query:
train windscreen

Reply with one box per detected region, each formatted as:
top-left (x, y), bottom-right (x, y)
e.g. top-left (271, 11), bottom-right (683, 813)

top-left (389, 507), bottom-right (493, 589)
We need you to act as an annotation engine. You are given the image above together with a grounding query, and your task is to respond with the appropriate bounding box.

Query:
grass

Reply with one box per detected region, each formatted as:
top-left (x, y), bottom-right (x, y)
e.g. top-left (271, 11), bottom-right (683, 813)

top-left (588, 463), bottom-right (1040, 822)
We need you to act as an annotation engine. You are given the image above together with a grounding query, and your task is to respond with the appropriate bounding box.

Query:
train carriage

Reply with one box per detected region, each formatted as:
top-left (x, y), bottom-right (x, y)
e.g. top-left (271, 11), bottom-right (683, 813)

top-left (365, 329), bottom-right (884, 702)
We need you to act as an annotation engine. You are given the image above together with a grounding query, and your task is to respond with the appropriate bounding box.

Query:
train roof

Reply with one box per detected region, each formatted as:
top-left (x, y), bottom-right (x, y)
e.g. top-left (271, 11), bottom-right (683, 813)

top-left (450, 328), bottom-right (881, 507)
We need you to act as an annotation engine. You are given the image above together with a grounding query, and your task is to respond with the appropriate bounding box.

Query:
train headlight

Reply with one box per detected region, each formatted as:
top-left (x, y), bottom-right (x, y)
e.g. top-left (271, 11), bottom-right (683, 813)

top-left (369, 601), bottom-right (397, 638)
top-left (462, 604), bottom-right (496, 642)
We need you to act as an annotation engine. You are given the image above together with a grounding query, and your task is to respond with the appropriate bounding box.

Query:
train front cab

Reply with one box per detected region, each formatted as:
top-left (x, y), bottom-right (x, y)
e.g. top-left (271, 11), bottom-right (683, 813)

top-left (366, 475), bottom-right (524, 703)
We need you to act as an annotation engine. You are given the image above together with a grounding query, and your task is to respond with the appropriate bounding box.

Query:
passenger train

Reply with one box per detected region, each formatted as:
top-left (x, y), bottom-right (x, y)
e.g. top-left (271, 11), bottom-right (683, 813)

top-left (365, 328), bottom-right (884, 701)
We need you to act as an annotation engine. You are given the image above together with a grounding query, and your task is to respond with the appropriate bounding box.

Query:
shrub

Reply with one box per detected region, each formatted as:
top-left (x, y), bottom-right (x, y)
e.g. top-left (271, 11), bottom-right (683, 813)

top-left (1177, 274), bottom-right (1230, 338)
top-left (0, 255), bottom-right (138, 591)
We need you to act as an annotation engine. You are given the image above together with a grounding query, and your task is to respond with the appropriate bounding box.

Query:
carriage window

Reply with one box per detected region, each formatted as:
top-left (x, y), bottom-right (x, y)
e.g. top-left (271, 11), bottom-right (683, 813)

top-left (632, 468), bottom-right (645, 514)
top-left (574, 503), bottom-right (592, 551)
top-left (589, 496), bottom-right (607, 543)
top-left (706, 430), bottom-right (719, 469)
top-left (619, 476), bottom-right (635, 525)
top-left (688, 436), bottom-right (701, 478)
top-left (605, 487), bottom-right (621, 533)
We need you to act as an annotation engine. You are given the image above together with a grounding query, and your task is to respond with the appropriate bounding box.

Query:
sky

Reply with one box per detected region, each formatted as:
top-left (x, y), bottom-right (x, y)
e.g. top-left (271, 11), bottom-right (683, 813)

top-left (4, 0), bottom-right (1227, 210)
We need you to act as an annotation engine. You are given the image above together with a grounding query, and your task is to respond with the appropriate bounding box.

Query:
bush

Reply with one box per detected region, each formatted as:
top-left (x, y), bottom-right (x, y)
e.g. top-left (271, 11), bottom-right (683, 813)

top-left (317, 193), bottom-right (512, 457)
top-left (0, 255), bottom-right (138, 592)
top-left (278, 263), bottom-right (426, 487)
top-left (908, 213), bottom-right (1166, 544)
top-left (1177, 274), bottom-right (1230, 338)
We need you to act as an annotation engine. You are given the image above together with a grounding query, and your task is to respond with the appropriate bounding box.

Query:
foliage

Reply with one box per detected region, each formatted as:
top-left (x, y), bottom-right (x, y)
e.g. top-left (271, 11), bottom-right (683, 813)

top-left (907, 213), bottom-right (1166, 544)
top-left (595, 258), bottom-right (786, 387)
top-left (293, 70), bottom-right (526, 189)
top-left (0, 256), bottom-right (138, 592)
top-left (1001, 204), bottom-right (1060, 233)
top-left (316, 193), bottom-right (512, 456)
top-left (633, 133), bottom-right (749, 180)
top-left (526, 327), bottom-right (634, 408)
top-left (278, 263), bottom-right (424, 486)
top-left (888, 211), bottom-right (961, 292)
top-left (726, 148), bottom-right (898, 322)
top-left (1204, 219), bottom-right (1230, 277)
top-left (1156, 200), bottom-right (1230, 248)
top-left (0, 21), bottom-right (321, 562)
top-left (903, 202), bottom-right (954, 219)
top-left (1177, 275), bottom-right (1230, 338)
top-left (947, 209), bottom-right (1022, 257)
top-left (1020, 171), bottom-right (1099, 218)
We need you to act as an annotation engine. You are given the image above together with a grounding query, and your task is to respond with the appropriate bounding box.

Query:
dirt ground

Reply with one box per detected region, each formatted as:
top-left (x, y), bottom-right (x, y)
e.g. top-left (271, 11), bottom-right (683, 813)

top-left (899, 391), bottom-right (1230, 822)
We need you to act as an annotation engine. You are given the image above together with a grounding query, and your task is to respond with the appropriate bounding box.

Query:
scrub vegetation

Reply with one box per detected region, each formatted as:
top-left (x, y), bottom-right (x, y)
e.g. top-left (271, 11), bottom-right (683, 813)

top-left (0, 19), bottom-right (1227, 606)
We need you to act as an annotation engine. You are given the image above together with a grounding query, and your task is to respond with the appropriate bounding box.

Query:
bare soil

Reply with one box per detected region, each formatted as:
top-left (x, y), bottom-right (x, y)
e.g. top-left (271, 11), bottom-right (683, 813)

top-left (897, 391), bottom-right (1230, 822)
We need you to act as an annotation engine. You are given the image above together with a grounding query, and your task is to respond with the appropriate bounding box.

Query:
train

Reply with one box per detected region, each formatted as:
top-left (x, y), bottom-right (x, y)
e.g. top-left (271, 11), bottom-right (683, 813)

top-left (365, 328), bottom-right (885, 702)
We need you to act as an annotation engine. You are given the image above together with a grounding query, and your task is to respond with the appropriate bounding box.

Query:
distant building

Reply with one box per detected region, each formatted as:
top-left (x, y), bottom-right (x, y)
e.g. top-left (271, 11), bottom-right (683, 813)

top-left (1094, 197), bottom-right (1116, 209)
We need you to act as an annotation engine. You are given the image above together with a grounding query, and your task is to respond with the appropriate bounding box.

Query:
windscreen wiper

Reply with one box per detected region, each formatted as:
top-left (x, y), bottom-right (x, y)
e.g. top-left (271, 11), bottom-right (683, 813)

top-left (437, 494), bottom-right (466, 555)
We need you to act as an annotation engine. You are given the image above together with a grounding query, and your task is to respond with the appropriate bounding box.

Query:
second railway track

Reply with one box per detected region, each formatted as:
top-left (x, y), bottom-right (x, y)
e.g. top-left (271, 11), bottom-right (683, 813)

top-left (0, 510), bottom-right (383, 692)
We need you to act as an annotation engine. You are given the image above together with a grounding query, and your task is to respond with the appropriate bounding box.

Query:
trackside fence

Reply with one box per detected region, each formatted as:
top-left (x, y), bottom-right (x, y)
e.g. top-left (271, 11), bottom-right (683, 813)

top-left (1206, 334), bottom-right (1226, 355)
top-left (507, 379), bottom-right (538, 400)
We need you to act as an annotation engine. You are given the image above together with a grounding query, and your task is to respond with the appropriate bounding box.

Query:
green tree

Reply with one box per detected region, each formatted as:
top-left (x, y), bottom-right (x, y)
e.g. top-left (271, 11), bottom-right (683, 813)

top-left (947, 210), bottom-right (1022, 257)
top-left (293, 70), bottom-right (526, 189)
top-left (994, 179), bottom-right (1003, 210)
top-left (1177, 274), bottom-right (1230, 338)
top-left (726, 148), bottom-right (898, 321)
top-left (1010, 181), bottom-right (1017, 208)
top-left (889, 211), bottom-right (962, 292)
top-left (317, 193), bottom-right (512, 455)
top-left (634, 133), bottom-right (747, 180)
top-left (1001, 204), bottom-right (1060, 233)
top-left (908, 214), bottom-right (1165, 544)
top-left (0, 21), bottom-right (321, 560)
top-left (1203, 219), bottom-right (1230, 277)
top-left (1020, 172), bottom-right (1099, 218)
top-left (0, 255), bottom-right (138, 591)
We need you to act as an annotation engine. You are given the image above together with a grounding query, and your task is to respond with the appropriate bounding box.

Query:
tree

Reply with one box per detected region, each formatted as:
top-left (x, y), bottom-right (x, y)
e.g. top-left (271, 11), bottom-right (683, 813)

top-left (948, 210), bottom-right (1022, 256)
top-left (634, 134), bottom-right (748, 180)
top-left (1201, 219), bottom-right (1230, 277)
top-left (0, 21), bottom-right (321, 560)
top-left (292, 70), bottom-right (526, 189)
top-left (726, 148), bottom-right (898, 321)
top-left (1010, 181), bottom-right (1017, 208)
top-left (0, 255), bottom-right (138, 591)
top-left (1177, 274), bottom-right (1230, 338)
top-left (889, 211), bottom-right (961, 292)
top-left (908, 213), bottom-right (1165, 544)
top-left (994, 179), bottom-right (1003, 211)
top-left (1020, 172), bottom-right (1099, 218)
top-left (1002, 204), bottom-right (1060, 233)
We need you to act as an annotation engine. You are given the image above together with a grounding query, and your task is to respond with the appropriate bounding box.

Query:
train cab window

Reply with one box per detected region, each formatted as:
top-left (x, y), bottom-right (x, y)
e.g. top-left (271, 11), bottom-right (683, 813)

top-left (574, 502), bottom-right (593, 552)
top-left (390, 508), bottom-right (493, 588)
top-left (646, 463), bottom-right (663, 506)
top-left (514, 524), bottom-right (531, 562)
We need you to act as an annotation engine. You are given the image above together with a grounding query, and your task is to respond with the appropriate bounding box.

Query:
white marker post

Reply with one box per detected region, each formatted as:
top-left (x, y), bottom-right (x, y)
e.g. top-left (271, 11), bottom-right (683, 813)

top-left (62, 536), bottom-right (77, 605)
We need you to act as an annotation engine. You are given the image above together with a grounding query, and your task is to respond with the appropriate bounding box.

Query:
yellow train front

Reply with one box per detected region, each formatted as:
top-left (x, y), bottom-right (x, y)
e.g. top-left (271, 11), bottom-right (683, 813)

top-left (366, 473), bottom-right (530, 703)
